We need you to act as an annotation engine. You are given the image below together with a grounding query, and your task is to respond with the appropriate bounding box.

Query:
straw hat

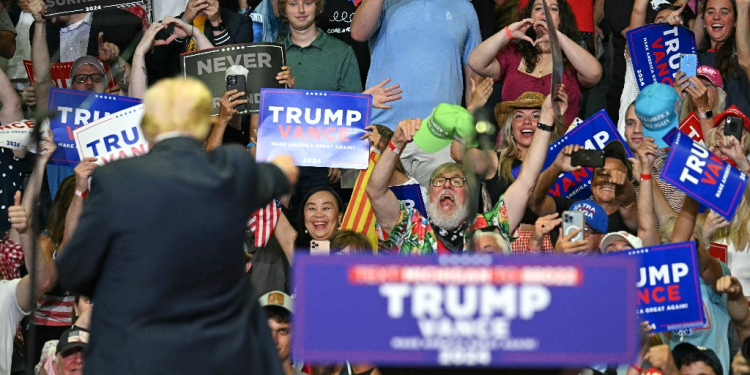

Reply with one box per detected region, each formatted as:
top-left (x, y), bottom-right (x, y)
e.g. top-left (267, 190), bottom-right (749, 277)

top-left (494, 92), bottom-right (546, 126)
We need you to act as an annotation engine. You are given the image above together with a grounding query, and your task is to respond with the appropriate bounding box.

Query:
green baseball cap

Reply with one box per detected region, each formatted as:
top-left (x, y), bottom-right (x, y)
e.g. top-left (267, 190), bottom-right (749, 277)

top-left (413, 104), bottom-right (476, 153)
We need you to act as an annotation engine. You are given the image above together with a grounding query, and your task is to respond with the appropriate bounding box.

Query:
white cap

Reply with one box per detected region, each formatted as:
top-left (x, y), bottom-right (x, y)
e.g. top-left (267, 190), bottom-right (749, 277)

top-left (259, 291), bottom-right (293, 313)
top-left (600, 231), bottom-right (644, 254)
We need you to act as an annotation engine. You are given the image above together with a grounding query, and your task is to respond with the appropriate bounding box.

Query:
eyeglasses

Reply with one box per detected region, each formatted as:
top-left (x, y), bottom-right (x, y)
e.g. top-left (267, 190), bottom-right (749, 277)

top-left (430, 177), bottom-right (466, 187)
top-left (72, 73), bottom-right (105, 84)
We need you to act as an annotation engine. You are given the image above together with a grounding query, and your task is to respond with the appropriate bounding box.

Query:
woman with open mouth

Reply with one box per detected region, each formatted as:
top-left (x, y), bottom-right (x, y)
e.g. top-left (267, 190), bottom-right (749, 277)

top-left (468, 0), bottom-right (601, 127)
top-left (696, 0), bottom-right (750, 117)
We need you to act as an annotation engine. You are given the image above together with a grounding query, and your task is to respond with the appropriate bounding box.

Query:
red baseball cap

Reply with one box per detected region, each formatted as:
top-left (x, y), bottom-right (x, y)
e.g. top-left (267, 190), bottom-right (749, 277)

top-left (714, 105), bottom-right (750, 130)
top-left (697, 65), bottom-right (724, 89)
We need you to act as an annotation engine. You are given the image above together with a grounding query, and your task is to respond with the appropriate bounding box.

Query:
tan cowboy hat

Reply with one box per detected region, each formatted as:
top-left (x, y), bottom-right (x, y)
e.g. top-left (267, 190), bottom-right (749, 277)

top-left (493, 91), bottom-right (546, 126)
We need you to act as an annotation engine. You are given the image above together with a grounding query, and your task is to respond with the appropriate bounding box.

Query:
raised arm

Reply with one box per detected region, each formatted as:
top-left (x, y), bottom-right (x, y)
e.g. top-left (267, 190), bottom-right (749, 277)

top-left (0, 65), bottom-right (22, 125)
top-left (97, 33), bottom-right (131, 95)
top-left (545, 24), bottom-right (602, 88)
top-left (164, 16), bottom-right (214, 51)
top-left (450, 140), bottom-right (498, 180)
top-left (11, 191), bottom-right (57, 312)
top-left (630, 0), bottom-right (650, 30)
top-left (30, 0), bottom-right (52, 112)
top-left (468, 18), bottom-right (535, 80)
top-left (716, 276), bottom-right (750, 343)
top-left (206, 90), bottom-right (247, 151)
top-left (736, 0), bottom-right (750, 78)
top-left (366, 119), bottom-right (421, 234)
top-left (504, 86), bottom-right (566, 232)
top-left (633, 139), bottom-right (660, 246)
top-left (129, 22), bottom-right (166, 99)
top-left (350, 0), bottom-right (384, 42)
top-left (671, 196), bottom-right (723, 292)
top-left (59, 157), bottom-right (98, 254)
top-left (527, 144), bottom-right (583, 217)
top-left (8, 132), bottom-right (56, 245)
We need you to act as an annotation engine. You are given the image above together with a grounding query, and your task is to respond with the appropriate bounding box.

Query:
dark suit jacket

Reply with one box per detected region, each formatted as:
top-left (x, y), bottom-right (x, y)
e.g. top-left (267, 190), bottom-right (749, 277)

top-left (57, 137), bottom-right (288, 375)
top-left (30, 8), bottom-right (143, 63)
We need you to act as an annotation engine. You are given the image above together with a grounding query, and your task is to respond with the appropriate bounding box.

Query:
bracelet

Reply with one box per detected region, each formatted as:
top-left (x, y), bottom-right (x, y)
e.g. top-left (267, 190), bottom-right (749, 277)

top-left (388, 140), bottom-right (403, 155)
top-left (505, 26), bottom-right (513, 40)
top-left (246, 142), bottom-right (256, 148)
top-left (630, 364), bottom-right (643, 373)
top-left (536, 122), bottom-right (554, 132)
top-left (75, 189), bottom-right (88, 198)
top-left (640, 173), bottom-right (652, 181)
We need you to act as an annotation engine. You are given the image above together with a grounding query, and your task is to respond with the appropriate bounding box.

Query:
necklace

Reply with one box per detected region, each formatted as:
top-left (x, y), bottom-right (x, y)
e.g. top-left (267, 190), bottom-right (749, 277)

top-left (536, 55), bottom-right (551, 77)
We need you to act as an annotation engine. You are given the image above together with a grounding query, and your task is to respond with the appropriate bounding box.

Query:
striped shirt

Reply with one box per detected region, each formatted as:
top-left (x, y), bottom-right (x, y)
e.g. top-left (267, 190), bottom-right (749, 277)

top-left (34, 231), bottom-right (74, 326)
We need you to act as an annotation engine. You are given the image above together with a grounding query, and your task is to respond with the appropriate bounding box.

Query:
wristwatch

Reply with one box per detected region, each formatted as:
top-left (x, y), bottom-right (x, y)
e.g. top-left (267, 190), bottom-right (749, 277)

top-left (698, 109), bottom-right (714, 119)
top-left (536, 122), bottom-right (555, 132)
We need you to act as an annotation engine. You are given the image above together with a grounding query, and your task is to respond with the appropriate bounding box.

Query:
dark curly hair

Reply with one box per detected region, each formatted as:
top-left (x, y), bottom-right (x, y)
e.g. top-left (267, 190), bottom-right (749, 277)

top-left (699, 0), bottom-right (739, 83)
top-left (517, 0), bottom-right (581, 73)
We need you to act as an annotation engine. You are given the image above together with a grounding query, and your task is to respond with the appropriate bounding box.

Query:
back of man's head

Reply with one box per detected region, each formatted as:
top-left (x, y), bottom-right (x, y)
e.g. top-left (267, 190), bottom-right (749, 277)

top-left (141, 78), bottom-right (213, 143)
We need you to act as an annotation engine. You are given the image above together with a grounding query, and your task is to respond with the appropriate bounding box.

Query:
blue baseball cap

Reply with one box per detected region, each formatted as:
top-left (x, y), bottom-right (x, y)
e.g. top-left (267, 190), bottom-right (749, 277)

top-left (634, 83), bottom-right (682, 149)
top-left (569, 200), bottom-right (609, 234)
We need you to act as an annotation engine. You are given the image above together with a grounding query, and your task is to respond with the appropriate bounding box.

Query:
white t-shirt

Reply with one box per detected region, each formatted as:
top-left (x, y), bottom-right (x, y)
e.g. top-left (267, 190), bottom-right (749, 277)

top-left (0, 279), bottom-right (29, 375)
top-left (721, 239), bottom-right (750, 298)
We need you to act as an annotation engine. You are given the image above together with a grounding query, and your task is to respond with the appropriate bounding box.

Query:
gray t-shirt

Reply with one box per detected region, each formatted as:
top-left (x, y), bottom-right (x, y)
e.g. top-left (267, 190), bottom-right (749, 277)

top-left (0, 8), bottom-right (15, 34)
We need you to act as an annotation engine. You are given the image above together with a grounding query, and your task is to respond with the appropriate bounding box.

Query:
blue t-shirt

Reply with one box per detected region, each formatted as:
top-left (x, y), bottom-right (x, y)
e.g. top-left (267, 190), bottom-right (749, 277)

top-left (669, 261), bottom-right (731, 375)
top-left (365, 0), bottom-right (481, 129)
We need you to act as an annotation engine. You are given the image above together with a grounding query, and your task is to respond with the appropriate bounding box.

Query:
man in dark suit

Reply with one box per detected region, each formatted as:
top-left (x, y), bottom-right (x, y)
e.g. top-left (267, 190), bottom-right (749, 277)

top-left (28, 0), bottom-right (143, 63)
top-left (56, 77), bottom-right (298, 374)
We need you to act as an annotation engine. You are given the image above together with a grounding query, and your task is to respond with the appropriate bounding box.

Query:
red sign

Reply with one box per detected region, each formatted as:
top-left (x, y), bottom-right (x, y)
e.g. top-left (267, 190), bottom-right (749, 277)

top-left (679, 112), bottom-right (704, 144)
top-left (709, 243), bottom-right (728, 263)
top-left (23, 60), bottom-right (117, 91)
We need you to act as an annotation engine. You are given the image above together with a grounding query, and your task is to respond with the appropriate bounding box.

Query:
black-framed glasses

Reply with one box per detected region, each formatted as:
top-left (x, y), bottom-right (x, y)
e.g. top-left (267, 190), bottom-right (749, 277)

top-left (431, 177), bottom-right (466, 187)
top-left (72, 73), bottom-right (105, 84)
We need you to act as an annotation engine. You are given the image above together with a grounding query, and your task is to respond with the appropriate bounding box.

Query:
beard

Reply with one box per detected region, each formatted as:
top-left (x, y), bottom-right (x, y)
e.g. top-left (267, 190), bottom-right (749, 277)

top-left (426, 190), bottom-right (469, 230)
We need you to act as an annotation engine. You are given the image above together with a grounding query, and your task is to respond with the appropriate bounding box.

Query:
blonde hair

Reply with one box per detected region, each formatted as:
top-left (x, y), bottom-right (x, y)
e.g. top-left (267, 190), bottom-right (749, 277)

top-left (679, 88), bottom-right (727, 122)
top-left (658, 213), bottom-right (706, 246)
top-left (705, 127), bottom-right (750, 155)
top-left (141, 78), bottom-right (213, 142)
top-left (496, 111), bottom-right (561, 183)
top-left (710, 184), bottom-right (750, 251)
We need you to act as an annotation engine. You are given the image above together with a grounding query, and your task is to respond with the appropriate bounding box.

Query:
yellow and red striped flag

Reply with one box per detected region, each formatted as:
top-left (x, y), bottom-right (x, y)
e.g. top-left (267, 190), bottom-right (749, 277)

top-left (341, 150), bottom-right (380, 251)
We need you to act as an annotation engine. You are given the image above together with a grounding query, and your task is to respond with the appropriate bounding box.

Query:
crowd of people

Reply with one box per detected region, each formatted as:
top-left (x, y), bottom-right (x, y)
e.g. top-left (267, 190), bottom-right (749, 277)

top-left (0, 0), bottom-right (749, 374)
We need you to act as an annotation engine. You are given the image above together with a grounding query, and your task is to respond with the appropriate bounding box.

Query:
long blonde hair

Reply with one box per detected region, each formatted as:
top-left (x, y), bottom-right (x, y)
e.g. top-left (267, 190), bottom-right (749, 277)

top-left (679, 88), bottom-right (727, 122)
top-left (496, 112), bottom-right (561, 183)
top-left (704, 127), bottom-right (750, 250)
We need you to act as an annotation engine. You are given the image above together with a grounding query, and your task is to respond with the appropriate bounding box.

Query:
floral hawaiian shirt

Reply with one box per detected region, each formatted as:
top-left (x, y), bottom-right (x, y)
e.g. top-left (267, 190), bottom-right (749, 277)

top-left (377, 194), bottom-right (515, 255)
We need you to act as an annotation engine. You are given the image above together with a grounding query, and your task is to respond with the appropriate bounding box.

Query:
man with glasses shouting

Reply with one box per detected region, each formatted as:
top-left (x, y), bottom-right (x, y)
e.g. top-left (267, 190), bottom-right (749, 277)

top-left (366, 86), bottom-right (569, 255)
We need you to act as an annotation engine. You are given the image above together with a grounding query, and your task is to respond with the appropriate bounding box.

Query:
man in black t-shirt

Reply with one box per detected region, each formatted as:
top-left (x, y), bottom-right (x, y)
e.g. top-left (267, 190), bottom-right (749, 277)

top-left (528, 140), bottom-right (637, 235)
top-left (318, 0), bottom-right (370, 87)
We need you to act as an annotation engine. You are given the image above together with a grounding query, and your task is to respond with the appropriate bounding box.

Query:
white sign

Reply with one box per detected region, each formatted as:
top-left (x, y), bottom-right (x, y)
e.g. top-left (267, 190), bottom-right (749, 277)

top-left (74, 105), bottom-right (149, 166)
top-left (0, 119), bottom-right (35, 152)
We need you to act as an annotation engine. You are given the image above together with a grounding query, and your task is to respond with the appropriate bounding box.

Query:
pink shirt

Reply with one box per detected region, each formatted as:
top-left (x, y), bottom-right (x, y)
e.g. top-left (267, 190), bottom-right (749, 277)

top-left (496, 43), bottom-right (582, 126)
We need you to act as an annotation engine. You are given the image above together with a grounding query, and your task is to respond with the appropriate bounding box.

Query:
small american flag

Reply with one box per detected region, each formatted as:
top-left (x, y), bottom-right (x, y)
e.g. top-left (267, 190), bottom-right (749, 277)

top-left (248, 198), bottom-right (282, 247)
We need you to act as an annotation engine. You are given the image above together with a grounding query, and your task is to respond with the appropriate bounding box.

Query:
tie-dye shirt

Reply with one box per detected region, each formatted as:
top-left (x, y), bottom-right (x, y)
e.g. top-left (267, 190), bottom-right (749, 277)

top-left (377, 194), bottom-right (514, 255)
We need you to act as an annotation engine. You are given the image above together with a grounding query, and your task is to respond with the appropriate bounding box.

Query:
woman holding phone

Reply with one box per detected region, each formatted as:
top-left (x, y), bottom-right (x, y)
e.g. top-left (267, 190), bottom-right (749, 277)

top-left (274, 186), bottom-right (345, 264)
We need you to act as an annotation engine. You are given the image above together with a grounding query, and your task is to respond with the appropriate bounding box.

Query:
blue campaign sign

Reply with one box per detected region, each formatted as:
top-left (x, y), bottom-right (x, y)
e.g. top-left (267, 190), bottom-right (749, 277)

top-left (606, 242), bottom-right (705, 333)
top-left (660, 131), bottom-right (748, 220)
top-left (390, 184), bottom-right (427, 218)
top-left (513, 110), bottom-right (632, 200)
top-left (256, 89), bottom-right (371, 169)
top-left (627, 24), bottom-right (696, 90)
top-left (294, 254), bottom-right (639, 367)
top-left (47, 88), bottom-right (141, 166)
